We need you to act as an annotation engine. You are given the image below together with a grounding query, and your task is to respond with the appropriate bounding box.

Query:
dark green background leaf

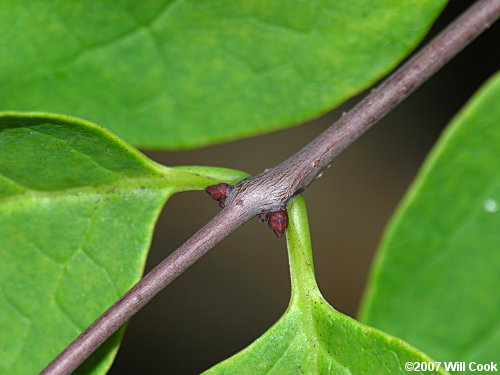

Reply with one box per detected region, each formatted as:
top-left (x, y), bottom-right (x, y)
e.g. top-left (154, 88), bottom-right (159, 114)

top-left (360, 73), bottom-right (500, 370)
top-left (203, 196), bottom-right (448, 374)
top-left (0, 112), bottom-right (248, 375)
top-left (0, 0), bottom-right (446, 149)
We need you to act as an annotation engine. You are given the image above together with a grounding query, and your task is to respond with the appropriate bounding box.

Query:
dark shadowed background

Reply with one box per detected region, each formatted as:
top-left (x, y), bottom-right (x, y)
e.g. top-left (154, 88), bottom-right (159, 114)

top-left (108, 2), bottom-right (499, 373)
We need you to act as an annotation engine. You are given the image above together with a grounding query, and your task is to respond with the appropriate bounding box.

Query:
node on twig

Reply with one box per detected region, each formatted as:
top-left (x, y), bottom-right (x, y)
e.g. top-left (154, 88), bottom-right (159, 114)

top-left (205, 183), bottom-right (230, 207)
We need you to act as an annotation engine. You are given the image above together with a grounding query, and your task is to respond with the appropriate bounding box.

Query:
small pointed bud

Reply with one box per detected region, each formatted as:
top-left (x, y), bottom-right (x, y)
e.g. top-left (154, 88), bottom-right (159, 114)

top-left (258, 213), bottom-right (269, 222)
top-left (205, 183), bottom-right (230, 207)
top-left (267, 210), bottom-right (288, 238)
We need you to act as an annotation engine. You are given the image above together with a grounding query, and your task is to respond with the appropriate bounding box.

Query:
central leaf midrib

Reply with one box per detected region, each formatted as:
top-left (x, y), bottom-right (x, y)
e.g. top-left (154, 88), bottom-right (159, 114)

top-left (295, 296), bottom-right (322, 364)
top-left (296, 295), bottom-right (353, 374)
top-left (0, 175), bottom-right (177, 206)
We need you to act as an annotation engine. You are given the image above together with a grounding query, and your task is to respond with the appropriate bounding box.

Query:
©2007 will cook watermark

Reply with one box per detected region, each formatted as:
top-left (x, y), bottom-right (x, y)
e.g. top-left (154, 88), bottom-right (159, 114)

top-left (404, 361), bottom-right (498, 373)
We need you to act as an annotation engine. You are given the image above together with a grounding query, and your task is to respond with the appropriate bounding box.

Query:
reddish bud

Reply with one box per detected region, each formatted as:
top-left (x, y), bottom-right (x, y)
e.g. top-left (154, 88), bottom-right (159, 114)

top-left (258, 212), bottom-right (269, 222)
top-left (205, 183), bottom-right (230, 207)
top-left (267, 210), bottom-right (288, 238)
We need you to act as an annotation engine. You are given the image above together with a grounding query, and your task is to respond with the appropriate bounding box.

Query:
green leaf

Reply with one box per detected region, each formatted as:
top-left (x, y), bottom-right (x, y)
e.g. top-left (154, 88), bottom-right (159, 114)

top-left (203, 196), bottom-right (448, 375)
top-left (359, 72), bottom-right (500, 369)
top-left (0, 112), bottom-right (249, 375)
top-left (0, 0), bottom-right (446, 149)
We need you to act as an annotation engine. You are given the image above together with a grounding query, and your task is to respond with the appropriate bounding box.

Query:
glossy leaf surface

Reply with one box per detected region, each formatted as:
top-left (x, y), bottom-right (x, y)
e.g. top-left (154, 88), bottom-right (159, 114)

top-left (360, 73), bottom-right (500, 369)
top-left (0, 112), bottom-right (248, 375)
top-left (203, 196), bottom-right (448, 374)
top-left (0, 0), bottom-right (446, 149)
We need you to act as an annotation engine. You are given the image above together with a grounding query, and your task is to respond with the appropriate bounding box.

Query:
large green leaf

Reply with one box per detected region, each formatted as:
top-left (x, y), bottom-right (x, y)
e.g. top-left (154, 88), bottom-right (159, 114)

top-left (0, 0), bottom-right (446, 149)
top-left (359, 72), bottom-right (500, 370)
top-left (203, 196), bottom-right (448, 374)
top-left (0, 112), bottom-right (249, 375)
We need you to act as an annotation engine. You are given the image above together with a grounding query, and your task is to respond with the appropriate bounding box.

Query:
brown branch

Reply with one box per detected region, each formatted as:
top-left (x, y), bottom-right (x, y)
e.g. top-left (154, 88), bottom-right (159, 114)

top-left (40, 1), bottom-right (500, 374)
